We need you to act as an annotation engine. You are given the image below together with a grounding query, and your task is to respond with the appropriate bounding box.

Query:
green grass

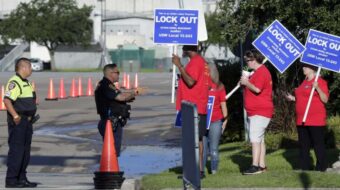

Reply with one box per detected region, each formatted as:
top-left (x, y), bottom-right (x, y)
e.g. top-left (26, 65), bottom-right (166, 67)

top-left (141, 142), bottom-right (340, 189)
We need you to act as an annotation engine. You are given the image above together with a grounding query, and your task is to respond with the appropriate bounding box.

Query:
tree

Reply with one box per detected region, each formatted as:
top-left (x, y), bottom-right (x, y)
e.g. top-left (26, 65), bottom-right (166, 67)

top-left (216, 0), bottom-right (340, 132)
top-left (0, 0), bottom-right (93, 71)
top-left (200, 12), bottom-right (225, 56)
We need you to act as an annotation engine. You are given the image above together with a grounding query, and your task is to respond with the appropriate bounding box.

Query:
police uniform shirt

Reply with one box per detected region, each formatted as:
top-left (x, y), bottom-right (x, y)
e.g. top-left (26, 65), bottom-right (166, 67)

top-left (4, 73), bottom-right (37, 117)
top-left (95, 77), bottom-right (121, 117)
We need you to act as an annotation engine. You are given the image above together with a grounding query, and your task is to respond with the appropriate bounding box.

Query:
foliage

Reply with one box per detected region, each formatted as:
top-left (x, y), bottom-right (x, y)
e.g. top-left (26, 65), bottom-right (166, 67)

top-left (325, 115), bottom-right (340, 148)
top-left (0, 0), bottom-right (93, 71)
top-left (215, 0), bottom-right (340, 133)
top-left (215, 59), bottom-right (244, 142)
top-left (141, 142), bottom-right (340, 189)
top-left (201, 12), bottom-right (225, 56)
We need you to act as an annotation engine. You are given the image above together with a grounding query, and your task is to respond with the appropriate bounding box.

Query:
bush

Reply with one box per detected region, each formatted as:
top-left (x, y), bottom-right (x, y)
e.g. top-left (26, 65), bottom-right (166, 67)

top-left (325, 115), bottom-right (340, 148)
top-left (265, 132), bottom-right (298, 150)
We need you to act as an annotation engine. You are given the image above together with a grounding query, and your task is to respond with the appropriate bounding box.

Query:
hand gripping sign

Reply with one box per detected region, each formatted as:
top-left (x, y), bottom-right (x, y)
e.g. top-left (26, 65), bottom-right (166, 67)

top-left (300, 29), bottom-right (340, 124)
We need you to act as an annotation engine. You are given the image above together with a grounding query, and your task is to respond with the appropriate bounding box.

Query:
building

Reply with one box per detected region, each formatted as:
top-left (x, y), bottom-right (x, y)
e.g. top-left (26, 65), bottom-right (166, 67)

top-left (1, 0), bottom-right (228, 71)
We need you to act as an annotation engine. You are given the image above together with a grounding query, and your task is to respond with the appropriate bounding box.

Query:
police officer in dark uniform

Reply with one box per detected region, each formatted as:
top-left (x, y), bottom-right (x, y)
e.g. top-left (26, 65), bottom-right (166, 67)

top-left (95, 64), bottom-right (137, 157)
top-left (3, 58), bottom-right (38, 188)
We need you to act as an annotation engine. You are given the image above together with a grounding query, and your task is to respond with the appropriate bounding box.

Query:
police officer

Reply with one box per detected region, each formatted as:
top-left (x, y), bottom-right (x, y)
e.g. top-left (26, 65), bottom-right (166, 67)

top-left (95, 64), bottom-right (137, 157)
top-left (3, 58), bottom-right (38, 188)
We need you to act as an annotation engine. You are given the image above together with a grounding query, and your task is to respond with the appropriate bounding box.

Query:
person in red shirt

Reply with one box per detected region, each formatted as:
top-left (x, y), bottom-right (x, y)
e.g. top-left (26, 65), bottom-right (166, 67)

top-left (240, 49), bottom-right (274, 175)
top-left (205, 63), bottom-right (228, 175)
top-left (286, 64), bottom-right (329, 171)
top-left (172, 45), bottom-right (211, 178)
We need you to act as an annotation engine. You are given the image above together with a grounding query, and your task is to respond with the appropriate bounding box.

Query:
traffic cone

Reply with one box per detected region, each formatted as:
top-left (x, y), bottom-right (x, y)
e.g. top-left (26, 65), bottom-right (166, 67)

top-left (100, 120), bottom-right (119, 172)
top-left (134, 73), bottom-right (139, 89)
top-left (86, 77), bottom-right (94, 96)
top-left (126, 74), bottom-right (130, 90)
top-left (31, 81), bottom-right (39, 105)
top-left (0, 85), bottom-right (6, 111)
top-left (58, 78), bottom-right (67, 99)
top-left (69, 78), bottom-right (78, 98)
top-left (78, 77), bottom-right (83, 97)
top-left (94, 120), bottom-right (125, 189)
top-left (122, 72), bottom-right (126, 88)
top-left (45, 78), bottom-right (58, 101)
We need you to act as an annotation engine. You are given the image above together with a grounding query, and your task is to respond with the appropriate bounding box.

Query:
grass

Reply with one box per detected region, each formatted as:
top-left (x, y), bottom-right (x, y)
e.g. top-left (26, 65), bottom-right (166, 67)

top-left (141, 142), bottom-right (340, 189)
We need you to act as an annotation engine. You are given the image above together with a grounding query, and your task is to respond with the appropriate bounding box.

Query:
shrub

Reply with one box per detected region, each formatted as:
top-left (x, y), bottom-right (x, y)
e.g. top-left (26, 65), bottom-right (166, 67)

top-left (325, 115), bottom-right (340, 148)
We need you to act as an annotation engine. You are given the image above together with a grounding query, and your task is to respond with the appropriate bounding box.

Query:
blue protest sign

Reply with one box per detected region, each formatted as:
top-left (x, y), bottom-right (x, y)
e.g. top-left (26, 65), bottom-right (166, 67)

top-left (253, 20), bottom-right (306, 73)
top-left (154, 9), bottom-right (199, 45)
top-left (206, 96), bottom-right (215, 130)
top-left (301, 29), bottom-right (340, 73)
top-left (174, 110), bottom-right (182, 128)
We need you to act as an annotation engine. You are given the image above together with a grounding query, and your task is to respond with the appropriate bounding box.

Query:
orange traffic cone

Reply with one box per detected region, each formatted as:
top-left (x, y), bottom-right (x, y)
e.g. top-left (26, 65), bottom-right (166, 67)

top-left (99, 120), bottom-right (120, 172)
top-left (45, 78), bottom-right (58, 101)
top-left (94, 120), bottom-right (125, 189)
top-left (78, 77), bottom-right (83, 97)
top-left (69, 78), bottom-right (78, 98)
top-left (31, 81), bottom-right (39, 105)
top-left (0, 85), bottom-right (7, 111)
top-left (58, 78), bottom-right (67, 99)
top-left (122, 72), bottom-right (126, 88)
top-left (86, 77), bottom-right (94, 96)
top-left (134, 73), bottom-right (139, 89)
top-left (126, 74), bottom-right (130, 90)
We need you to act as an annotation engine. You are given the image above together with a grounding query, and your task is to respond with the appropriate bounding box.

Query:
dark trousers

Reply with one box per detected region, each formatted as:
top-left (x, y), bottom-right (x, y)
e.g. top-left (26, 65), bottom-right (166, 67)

top-left (297, 126), bottom-right (327, 171)
top-left (98, 119), bottom-right (123, 157)
top-left (6, 117), bottom-right (33, 183)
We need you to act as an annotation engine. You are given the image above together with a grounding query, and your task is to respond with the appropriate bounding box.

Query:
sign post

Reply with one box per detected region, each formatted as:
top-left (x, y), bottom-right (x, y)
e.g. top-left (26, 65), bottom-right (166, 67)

top-left (300, 29), bottom-right (340, 123)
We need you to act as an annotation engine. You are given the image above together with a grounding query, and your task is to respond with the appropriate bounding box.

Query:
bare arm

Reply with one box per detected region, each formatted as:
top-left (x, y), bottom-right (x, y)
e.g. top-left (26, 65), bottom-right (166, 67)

top-left (240, 76), bottom-right (261, 94)
top-left (115, 90), bottom-right (136, 102)
top-left (172, 54), bottom-right (196, 88)
top-left (3, 98), bottom-right (21, 124)
top-left (313, 82), bottom-right (328, 103)
top-left (221, 101), bottom-right (228, 130)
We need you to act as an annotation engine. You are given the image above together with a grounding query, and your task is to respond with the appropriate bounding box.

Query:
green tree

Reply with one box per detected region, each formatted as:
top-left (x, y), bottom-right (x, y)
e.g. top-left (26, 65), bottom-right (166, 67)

top-left (0, 0), bottom-right (93, 71)
top-left (216, 0), bottom-right (340, 133)
top-left (201, 12), bottom-right (225, 56)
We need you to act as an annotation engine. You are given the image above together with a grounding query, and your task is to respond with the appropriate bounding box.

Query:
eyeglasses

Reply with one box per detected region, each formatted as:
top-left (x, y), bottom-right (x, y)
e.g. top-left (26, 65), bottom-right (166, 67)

top-left (113, 71), bottom-right (120, 75)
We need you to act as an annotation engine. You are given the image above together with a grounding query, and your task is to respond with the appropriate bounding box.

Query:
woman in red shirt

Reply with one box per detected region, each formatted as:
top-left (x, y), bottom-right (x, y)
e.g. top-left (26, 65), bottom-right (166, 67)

top-left (286, 64), bottom-right (329, 171)
top-left (240, 49), bottom-right (274, 175)
top-left (205, 63), bottom-right (228, 175)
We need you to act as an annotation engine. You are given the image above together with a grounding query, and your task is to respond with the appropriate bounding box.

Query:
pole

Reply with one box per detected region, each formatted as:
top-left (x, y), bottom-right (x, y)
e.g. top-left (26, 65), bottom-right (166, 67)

top-left (171, 45), bottom-right (178, 103)
top-left (172, 0), bottom-right (184, 103)
top-left (302, 66), bottom-right (322, 125)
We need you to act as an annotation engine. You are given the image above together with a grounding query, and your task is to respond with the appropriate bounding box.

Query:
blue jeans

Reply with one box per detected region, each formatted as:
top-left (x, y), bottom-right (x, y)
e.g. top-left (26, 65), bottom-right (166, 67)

top-left (203, 120), bottom-right (222, 172)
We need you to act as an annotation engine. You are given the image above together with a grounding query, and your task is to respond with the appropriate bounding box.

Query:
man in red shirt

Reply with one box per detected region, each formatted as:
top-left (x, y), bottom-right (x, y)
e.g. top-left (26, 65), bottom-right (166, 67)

top-left (172, 45), bottom-right (210, 178)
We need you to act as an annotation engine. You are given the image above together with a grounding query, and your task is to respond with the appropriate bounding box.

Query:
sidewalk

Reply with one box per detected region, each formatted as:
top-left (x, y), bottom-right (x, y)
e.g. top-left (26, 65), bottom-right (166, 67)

top-left (0, 172), bottom-right (139, 190)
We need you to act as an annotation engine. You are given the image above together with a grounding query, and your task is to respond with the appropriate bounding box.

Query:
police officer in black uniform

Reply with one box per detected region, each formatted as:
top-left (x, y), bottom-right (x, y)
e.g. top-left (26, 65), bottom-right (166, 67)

top-left (3, 58), bottom-right (38, 188)
top-left (95, 64), bottom-right (137, 156)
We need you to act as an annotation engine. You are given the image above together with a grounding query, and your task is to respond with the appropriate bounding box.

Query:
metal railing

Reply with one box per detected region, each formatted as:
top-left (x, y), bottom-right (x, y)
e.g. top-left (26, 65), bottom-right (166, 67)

top-left (0, 42), bottom-right (29, 71)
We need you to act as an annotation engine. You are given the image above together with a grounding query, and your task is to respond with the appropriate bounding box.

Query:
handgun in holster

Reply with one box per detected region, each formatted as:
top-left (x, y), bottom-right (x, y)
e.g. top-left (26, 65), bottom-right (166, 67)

top-left (30, 114), bottom-right (40, 124)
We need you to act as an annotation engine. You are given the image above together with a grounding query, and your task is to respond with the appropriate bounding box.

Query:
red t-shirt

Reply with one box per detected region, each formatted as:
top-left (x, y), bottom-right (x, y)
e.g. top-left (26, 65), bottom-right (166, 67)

top-left (244, 65), bottom-right (274, 118)
top-left (295, 77), bottom-right (329, 126)
top-left (176, 55), bottom-right (211, 114)
top-left (209, 83), bottom-right (226, 122)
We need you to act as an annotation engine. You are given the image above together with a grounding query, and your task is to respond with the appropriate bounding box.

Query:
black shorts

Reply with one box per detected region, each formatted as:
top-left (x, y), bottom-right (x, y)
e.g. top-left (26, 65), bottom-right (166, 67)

top-left (198, 114), bottom-right (207, 140)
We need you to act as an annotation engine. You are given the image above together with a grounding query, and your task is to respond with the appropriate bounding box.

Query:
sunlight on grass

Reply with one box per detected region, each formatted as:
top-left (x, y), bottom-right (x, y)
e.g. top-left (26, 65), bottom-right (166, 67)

top-left (141, 142), bottom-right (340, 189)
